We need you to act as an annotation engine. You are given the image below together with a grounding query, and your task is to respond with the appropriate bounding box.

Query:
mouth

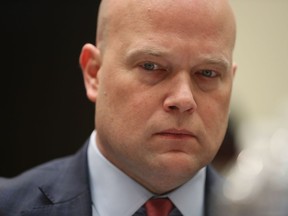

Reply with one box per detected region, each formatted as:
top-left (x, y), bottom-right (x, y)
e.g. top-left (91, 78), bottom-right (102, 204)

top-left (154, 128), bottom-right (196, 139)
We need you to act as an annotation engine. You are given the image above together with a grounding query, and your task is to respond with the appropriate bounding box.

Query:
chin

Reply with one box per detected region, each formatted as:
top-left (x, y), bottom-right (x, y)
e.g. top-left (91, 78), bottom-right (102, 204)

top-left (156, 153), bottom-right (202, 177)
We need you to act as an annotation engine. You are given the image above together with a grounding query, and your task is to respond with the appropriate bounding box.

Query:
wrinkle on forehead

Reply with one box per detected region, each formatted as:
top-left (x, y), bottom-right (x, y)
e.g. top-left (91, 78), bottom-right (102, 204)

top-left (96, 0), bottom-right (236, 51)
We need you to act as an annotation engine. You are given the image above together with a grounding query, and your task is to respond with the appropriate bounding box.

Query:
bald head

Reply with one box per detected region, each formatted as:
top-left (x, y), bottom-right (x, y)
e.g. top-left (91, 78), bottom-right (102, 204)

top-left (96, 0), bottom-right (236, 52)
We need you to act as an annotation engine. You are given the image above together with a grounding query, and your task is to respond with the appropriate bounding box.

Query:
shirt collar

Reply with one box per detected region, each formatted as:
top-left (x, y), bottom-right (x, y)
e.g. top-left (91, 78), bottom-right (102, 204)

top-left (168, 168), bottom-right (206, 216)
top-left (88, 131), bottom-right (206, 216)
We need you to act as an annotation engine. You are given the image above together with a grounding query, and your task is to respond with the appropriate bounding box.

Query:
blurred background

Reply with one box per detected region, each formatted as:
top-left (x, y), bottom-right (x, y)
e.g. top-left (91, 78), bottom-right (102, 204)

top-left (231, 0), bottom-right (288, 149)
top-left (0, 1), bottom-right (100, 177)
top-left (1, 1), bottom-right (287, 213)
top-left (213, 0), bottom-right (288, 173)
top-left (217, 1), bottom-right (288, 215)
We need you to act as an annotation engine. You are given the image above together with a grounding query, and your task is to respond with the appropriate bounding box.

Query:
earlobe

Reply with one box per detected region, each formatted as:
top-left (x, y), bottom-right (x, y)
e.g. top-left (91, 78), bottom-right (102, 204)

top-left (79, 44), bottom-right (101, 103)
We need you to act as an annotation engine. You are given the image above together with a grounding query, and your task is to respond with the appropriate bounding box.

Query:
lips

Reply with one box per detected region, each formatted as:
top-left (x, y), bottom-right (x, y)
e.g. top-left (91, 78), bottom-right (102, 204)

top-left (154, 128), bottom-right (195, 139)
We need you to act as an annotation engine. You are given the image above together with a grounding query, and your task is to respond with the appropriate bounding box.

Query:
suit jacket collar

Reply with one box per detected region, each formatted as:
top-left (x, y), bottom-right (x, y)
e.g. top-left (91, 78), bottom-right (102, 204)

top-left (204, 165), bottom-right (223, 216)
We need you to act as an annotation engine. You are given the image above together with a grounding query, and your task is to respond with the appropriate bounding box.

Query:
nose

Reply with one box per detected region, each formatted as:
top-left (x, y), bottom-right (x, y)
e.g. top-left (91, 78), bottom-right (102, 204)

top-left (163, 73), bottom-right (197, 113)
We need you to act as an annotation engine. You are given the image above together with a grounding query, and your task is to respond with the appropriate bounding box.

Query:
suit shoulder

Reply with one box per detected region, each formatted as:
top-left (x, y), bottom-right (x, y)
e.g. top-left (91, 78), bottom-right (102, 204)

top-left (0, 142), bottom-right (89, 216)
top-left (0, 155), bottom-right (73, 215)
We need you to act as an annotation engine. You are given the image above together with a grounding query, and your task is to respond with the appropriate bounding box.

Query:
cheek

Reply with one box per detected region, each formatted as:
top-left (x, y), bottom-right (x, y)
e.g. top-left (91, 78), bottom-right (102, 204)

top-left (99, 75), bottom-right (156, 130)
top-left (200, 90), bottom-right (231, 141)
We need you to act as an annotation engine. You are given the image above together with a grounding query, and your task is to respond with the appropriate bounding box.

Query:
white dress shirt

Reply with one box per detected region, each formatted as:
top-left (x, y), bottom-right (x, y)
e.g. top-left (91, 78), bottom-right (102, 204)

top-left (88, 131), bottom-right (206, 216)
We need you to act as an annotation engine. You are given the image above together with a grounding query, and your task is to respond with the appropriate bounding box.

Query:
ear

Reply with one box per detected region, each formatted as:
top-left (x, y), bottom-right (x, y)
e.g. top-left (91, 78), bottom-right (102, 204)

top-left (79, 44), bottom-right (101, 103)
top-left (232, 63), bottom-right (237, 78)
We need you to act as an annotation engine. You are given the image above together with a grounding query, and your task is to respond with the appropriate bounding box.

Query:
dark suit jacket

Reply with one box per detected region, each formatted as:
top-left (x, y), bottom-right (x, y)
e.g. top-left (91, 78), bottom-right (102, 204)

top-left (0, 141), bottom-right (222, 216)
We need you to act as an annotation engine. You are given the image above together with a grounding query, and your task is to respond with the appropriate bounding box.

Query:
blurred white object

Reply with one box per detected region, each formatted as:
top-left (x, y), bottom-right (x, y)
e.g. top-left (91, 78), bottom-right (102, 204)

top-left (217, 101), bottom-right (288, 215)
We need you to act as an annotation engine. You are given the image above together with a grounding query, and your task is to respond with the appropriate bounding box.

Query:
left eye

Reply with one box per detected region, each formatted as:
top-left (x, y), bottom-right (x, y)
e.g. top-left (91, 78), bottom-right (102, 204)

top-left (200, 70), bottom-right (217, 78)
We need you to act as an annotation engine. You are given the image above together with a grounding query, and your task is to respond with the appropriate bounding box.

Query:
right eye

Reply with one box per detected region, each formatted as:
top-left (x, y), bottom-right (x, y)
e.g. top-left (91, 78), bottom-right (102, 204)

top-left (139, 62), bottom-right (161, 71)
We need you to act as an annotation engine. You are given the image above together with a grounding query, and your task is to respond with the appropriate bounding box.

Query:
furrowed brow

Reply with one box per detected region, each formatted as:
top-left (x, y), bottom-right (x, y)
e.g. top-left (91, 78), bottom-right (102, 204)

top-left (203, 57), bottom-right (231, 70)
top-left (125, 48), bottom-right (168, 62)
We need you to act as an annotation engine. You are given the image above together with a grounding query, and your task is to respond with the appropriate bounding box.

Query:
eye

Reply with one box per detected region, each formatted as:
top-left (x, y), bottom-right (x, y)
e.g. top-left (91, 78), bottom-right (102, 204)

top-left (140, 62), bottom-right (161, 71)
top-left (199, 70), bottom-right (218, 78)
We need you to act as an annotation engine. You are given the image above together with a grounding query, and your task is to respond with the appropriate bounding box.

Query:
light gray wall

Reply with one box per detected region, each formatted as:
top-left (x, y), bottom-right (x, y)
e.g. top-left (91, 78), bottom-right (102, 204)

top-left (230, 0), bottom-right (288, 124)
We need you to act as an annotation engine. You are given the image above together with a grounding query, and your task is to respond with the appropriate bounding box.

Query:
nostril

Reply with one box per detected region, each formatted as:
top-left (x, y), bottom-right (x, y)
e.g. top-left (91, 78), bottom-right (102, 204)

top-left (168, 106), bottom-right (178, 110)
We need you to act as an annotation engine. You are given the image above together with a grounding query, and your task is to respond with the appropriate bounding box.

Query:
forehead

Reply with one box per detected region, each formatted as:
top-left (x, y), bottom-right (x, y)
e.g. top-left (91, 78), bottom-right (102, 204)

top-left (98, 0), bottom-right (235, 66)
top-left (102, 0), bottom-right (235, 46)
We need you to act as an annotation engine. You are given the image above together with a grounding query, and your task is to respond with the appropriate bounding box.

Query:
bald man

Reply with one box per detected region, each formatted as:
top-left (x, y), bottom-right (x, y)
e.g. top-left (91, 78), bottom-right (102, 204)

top-left (0, 0), bottom-right (237, 215)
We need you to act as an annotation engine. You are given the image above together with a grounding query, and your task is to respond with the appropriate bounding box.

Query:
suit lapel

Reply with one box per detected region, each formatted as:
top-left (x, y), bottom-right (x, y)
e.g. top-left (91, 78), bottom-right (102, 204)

top-left (204, 166), bottom-right (223, 216)
top-left (21, 192), bottom-right (91, 216)
top-left (22, 141), bottom-right (92, 216)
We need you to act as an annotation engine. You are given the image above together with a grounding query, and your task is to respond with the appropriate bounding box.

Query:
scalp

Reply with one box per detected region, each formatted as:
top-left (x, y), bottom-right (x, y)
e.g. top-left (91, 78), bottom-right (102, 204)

top-left (96, 0), bottom-right (236, 51)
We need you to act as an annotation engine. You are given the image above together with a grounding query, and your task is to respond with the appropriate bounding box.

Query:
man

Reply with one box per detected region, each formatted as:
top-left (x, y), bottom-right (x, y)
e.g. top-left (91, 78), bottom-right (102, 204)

top-left (0, 0), bottom-right (237, 215)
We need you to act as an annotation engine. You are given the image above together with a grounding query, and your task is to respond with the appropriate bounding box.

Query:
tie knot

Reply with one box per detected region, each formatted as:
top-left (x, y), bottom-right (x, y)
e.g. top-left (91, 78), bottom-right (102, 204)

top-left (145, 198), bottom-right (174, 216)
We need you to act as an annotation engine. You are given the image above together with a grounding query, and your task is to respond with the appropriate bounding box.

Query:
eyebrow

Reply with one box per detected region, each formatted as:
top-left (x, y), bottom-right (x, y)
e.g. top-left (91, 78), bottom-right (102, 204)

top-left (125, 48), bottom-right (231, 69)
top-left (201, 57), bottom-right (231, 70)
top-left (125, 48), bottom-right (169, 61)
